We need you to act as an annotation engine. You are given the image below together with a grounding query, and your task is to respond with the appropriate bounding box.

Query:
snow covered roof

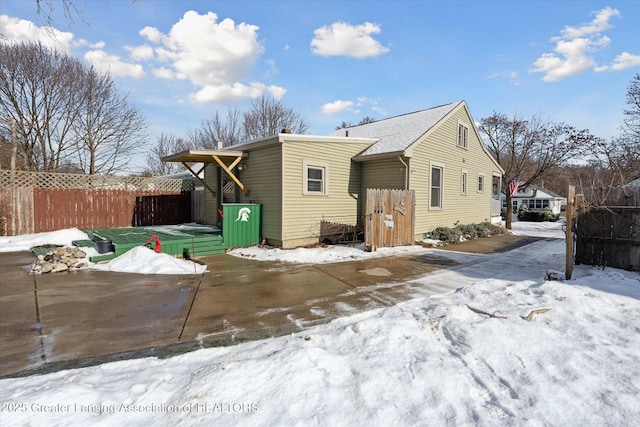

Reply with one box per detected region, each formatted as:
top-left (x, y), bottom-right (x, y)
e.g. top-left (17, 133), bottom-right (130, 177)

top-left (508, 187), bottom-right (566, 200)
top-left (331, 102), bottom-right (461, 157)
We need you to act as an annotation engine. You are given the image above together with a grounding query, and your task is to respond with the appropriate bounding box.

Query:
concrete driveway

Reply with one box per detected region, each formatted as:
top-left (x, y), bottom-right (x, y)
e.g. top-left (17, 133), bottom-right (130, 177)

top-left (0, 234), bottom-right (538, 378)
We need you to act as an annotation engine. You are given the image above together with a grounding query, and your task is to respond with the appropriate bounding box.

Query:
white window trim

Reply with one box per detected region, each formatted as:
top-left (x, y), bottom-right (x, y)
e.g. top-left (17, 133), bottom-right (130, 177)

top-left (457, 121), bottom-right (469, 149)
top-left (477, 173), bottom-right (485, 193)
top-left (429, 161), bottom-right (444, 210)
top-left (461, 169), bottom-right (468, 195)
top-left (302, 160), bottom-right (329, 196)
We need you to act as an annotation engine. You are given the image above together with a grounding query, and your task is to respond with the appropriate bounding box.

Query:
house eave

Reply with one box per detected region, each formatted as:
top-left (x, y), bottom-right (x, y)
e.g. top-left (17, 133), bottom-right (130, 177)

top-left (352, 150), bottom-right (407, 162)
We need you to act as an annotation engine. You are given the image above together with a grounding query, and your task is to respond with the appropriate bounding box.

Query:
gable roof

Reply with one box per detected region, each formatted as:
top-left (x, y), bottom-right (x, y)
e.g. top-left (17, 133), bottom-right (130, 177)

top-left (331, 101), bottom-right (460, 158)
top-left (509, 186), bottom-right (566, 200)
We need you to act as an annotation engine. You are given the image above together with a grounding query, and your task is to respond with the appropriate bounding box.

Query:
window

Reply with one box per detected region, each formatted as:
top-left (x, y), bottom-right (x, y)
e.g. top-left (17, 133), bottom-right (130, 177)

top-left (461, 170), bottom-right (468, 195)
top-left (492, 175), bottom-right (501, 197)
top-left (524, 199), bottom-right (549, 209)
top-left (430, 165), bottom-right (443, 209)
top-left (303, 160), bottom-right (328, 195)
top-left (457, 123), bottom-right (468, 148)
top-left (307, 167), bottom-right (324, 192)
top-left (478, 174), bottom-right (485, 193)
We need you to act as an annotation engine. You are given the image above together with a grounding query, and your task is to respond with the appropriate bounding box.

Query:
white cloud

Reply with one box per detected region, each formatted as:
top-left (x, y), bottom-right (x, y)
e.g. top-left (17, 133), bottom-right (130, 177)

top-left (190, 82), bottom-right (286, 104)
top-left (84, 50), bottom-right (145, 79)
top-left (596, 52), bottom-right (640, 72)
top-left (126, 44), bottom-right (154, 61)
top-left (556, 7), bottom-right (620, 40)
top-left (264, 59), bottom-right (278, 77)
top-left (530, 7), bottom-right (639, 81)
top-left (141, 10), bottom-right (268, 102)
top-left (322, 100), bottom-right (355, 115)
top-left (152, 67), bottom-right (175, 79)
top-left (311, 22), bottom-right (389, 58)
top-left (0, 14), bottom-right (76, 52)
top-left (267, 85), bottom-right (287, 100)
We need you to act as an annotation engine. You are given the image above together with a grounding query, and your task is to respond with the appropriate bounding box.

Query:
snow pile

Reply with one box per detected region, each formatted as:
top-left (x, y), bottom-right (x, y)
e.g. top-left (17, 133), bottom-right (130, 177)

top-left (92, 246), bottom-right (206, 275)
top-left (0, 228), bottom-right (206, 275)
top-left (0, 228), bottom-right (90, 252)
top-left (1, 265), bottom-right (638, 426)
top-left (228, 242), bottom-right (433, 264)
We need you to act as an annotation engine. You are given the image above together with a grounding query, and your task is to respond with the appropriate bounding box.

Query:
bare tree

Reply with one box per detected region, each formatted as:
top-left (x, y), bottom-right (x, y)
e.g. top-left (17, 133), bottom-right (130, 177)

top-left (0, 42), bottom-right (83, 171)
top-left (73, 66), bottom-right (147, 174)
top-left (192, 96), bottom-right (309, 147)
top-left (478, 112), bottom-right (596, 228)
top-left (335, 116), bottom-right (376, 130)
top-left (242, 95), bottom-right (308, 140)
top-left (622, 73), bottom-right (640, 143)
top-left (142, 133), bottom-right (191, 176)
top-left (190, 108), bottom-right (243, 149)
top-left (1, 42), bottom-right (147, 174)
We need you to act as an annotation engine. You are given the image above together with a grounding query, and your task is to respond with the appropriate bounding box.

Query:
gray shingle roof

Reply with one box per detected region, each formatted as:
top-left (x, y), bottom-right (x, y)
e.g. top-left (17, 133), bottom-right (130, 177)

top-left (330, 102), bottom-right (460, 157)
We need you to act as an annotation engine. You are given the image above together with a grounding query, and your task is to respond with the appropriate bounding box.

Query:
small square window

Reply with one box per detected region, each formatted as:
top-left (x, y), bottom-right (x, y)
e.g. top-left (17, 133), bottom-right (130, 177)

top-left (303, 160), bottom-right (328, 195)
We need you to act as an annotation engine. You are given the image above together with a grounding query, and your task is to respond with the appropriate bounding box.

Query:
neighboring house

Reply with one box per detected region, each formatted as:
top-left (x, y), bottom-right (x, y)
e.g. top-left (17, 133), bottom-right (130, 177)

top-left (502, 187), bottom-right (567, 217)
top-left (163, 101), bottom-right (504, 248)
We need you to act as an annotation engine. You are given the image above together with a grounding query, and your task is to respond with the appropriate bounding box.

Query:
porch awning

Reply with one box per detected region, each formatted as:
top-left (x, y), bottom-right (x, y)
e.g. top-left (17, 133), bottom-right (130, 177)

top-left (162, 149), bottom-right (249, 195)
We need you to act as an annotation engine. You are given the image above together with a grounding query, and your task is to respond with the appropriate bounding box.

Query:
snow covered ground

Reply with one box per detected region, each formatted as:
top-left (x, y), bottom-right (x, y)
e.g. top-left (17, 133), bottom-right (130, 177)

top-left (1, 220), bottom-right (639, 426)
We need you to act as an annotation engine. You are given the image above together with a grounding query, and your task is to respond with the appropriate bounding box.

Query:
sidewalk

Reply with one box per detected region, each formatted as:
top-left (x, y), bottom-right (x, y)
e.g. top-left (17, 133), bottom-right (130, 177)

top-left (0, 234), bottom-right (540, 378)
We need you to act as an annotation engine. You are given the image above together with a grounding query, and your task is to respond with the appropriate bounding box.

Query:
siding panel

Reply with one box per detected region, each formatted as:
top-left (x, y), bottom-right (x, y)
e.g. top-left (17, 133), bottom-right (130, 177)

top-left (239, 144), bottom-right (283, 243)
top-left (281, 140), bottom-right (370, 247)
top-left (409, 106), bottom-right (502, 237)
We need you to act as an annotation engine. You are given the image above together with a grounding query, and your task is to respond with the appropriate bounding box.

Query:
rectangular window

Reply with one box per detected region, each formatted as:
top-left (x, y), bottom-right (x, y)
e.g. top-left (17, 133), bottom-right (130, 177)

top-left (457, 123), bottom-right (468, 148)
top-left (461, 171), bottom-right (467, 195)
top-left (430, 165), bottom-right (443, 208)
top-left (478, 174), bottom-right (485, 193)
top-left (543, 200), bottom-right (549, 208)
top-left (307, 167), bottom-right (324, 193)
top-left (303, 160), bottom-right (328, 195)
top-left (492, 175), bottom-right (501, 197)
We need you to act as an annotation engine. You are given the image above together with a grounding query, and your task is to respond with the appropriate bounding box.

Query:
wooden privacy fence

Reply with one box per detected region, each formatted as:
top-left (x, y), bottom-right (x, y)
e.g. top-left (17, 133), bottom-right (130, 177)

top-left (575, 206), bottom-right (639, 271)
top-left (1, 170), bottom-right (193, 236)
top-left (574, 185), bottom-right (639, 272)
top-left (365, 188), bottom-right (415, 251)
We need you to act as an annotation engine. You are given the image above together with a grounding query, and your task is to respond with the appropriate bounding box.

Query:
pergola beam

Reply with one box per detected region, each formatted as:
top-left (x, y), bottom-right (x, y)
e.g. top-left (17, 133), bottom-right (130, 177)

top-left (161, 149), bottom-right (249, 196)
top-left (211, 155), bottom-right (248, 195)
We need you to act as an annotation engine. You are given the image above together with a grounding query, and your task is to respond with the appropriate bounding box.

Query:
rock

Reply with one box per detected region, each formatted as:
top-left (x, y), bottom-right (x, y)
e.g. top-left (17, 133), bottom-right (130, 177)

top-left (52, 263), bottom-right (68, 272)
top-left (31, 246), bottom-right (90, 274)
top-left (73, 249), bottom-right (86, 258)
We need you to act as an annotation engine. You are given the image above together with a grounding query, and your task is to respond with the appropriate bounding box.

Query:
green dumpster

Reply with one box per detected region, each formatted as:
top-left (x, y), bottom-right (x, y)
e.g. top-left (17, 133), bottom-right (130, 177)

top-left (222, 203), bottom-right (262, 247)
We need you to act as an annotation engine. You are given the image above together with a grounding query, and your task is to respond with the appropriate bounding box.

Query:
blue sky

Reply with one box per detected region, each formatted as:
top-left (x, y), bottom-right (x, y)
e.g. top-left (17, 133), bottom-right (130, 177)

top-left (2, 0), bottom-right (639, 167)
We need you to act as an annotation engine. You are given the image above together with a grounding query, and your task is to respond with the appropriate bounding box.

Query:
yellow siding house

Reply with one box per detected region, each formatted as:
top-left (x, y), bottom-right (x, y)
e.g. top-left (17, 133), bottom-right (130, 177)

top-left (163, 101), bottom-right (503, 248)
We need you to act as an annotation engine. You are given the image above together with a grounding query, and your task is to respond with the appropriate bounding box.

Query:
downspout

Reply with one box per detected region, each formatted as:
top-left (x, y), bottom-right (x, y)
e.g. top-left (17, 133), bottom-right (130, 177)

top-left (398, 156), bottom-right (409, 190)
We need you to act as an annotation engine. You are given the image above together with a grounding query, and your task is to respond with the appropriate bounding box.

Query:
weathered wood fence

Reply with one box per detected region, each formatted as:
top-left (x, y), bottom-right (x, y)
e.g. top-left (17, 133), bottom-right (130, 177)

top-left (574, 185), bottom-right (639, 272)
top-left (0, 170), bottom-right (193, 236)
top-left (365, 188), bottom-right (415, 251)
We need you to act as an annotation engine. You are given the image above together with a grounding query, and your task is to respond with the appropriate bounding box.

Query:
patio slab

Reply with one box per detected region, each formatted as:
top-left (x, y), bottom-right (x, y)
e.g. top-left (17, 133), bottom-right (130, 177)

top-left (0, 233), bottom-right (541, 378)
top-left (0, 252), bottom-right (41, 375)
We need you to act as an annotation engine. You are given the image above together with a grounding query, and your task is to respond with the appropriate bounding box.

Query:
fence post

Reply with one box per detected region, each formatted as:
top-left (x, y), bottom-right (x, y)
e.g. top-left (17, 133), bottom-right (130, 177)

top-left (565, 185), bottom-right (575, 280)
